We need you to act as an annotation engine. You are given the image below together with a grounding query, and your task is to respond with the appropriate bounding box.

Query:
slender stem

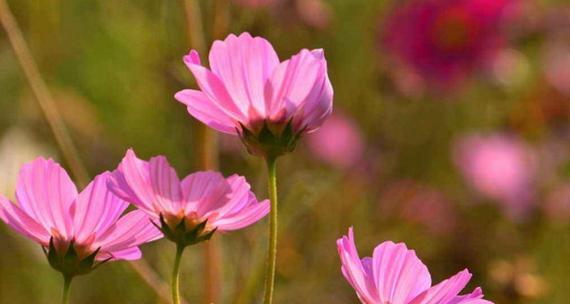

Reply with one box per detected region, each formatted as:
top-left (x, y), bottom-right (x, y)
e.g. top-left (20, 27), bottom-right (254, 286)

top-left (263, 157), bottom-right (279, 304)
top-left (0, 0), bottom-right (89, 187)
top-left (172, 245), bottom-right (186, 304)
top-left (61, 275), bottom-right (72, 304)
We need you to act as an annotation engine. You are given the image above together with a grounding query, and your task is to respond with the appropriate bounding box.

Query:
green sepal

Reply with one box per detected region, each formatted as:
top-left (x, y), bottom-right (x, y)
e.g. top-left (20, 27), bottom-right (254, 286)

top-left (45, 237), bottom-right (102, 279)
top-left (158, 214), bottom-right (217, 248)
top-left (238, 120), bottom-right (304, 159)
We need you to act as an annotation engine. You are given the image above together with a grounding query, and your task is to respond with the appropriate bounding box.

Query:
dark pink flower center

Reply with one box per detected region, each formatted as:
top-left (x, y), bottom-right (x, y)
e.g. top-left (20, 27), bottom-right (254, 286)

top-left (431, 7), bottom-right (475, 52)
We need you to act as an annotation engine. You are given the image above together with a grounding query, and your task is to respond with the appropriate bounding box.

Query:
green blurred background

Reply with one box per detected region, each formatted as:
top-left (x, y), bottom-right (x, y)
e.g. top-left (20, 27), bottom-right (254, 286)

top-left (0, 0), bottom-right (569, 303)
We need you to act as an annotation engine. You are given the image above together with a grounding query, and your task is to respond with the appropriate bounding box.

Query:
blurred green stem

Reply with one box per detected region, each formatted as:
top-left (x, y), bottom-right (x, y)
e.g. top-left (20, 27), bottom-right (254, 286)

top-left (263, 157), bottom-right (279, 304)
top-left (171, 244), bottom-right (185, 304)
top-left (61, 275), bottom-right (72, 304)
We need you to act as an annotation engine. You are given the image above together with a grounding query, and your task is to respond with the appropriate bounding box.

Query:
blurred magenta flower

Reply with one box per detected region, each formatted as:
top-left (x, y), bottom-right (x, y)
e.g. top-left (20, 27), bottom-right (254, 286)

top-left (384, 0), bottom-right (515, 88)
top-left (337, 227), bottom-right (492, 304)
top-left (175, 32), bottom-right (333, 158)
top-left (454, 134), bottom-right (536, 218)
top-left (109, 149), bottom-right (270, 245)
top-left (0, 157), bottom-right (161, 275)
top-left (305, 113), bottom-right (364, 169)
top-left (544, 183), bottom-right (570, 223)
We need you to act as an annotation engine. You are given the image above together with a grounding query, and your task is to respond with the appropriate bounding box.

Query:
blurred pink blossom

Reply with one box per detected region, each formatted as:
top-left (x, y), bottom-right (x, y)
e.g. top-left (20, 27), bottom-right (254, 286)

top-left (0, 158), bottom-right (161, 268)
top-left (384, 0), bottom-right (516, 88)
top-left (454, 134), bottom-right (536, 219)
top-left (378, 180), bottom-right (457, 235)
top-left (305, 113), bottom-right (364, 169)
top-left (234, 0), bottom-right (275, 9)
top-left (337, 227), bottom-right (492, 304)
top-left (544, 184), bottom-right (570, 223)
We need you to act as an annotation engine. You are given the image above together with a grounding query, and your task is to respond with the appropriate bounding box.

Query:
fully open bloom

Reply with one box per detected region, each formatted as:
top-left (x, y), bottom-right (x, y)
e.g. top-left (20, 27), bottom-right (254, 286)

top-left (454, 134), bottom-right (536, 219)
top-left (0, 158), bottom-right (160, 277)
top-left (108, 149), bottom-right (270, 246)
top-left (383, 0), bottom-right (515, 88)
top-left (175, 32), bottom-right (333, 158)
top-left (337, 227), bottom-right (493, 304)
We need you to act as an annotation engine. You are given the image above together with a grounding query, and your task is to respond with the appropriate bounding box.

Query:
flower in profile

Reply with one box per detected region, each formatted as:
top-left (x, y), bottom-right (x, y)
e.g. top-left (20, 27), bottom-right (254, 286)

top-left (383, 0), bottom-right (515, 88)
top-left (175, 32), bottom-right (333, 159)
top-left (305, 113), bottom-right (364, 169)
top-left (108, 149), bottom-right (270, 247)
top-left (454, 134), bottom-right (536, 218)
top-left (337, 227), bottom-right (493, 304)
top-left (0, 158), bottom-right (161, 289)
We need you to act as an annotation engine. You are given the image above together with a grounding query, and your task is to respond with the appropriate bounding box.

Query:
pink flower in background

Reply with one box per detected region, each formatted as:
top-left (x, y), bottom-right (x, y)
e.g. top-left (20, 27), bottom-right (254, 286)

top-left (0, 158), bottom-right (160, 276)
top-left (175, 32), bottom-right (333, 158)
top-left (454, 134), bottom-right (536, 218)
top-left (384, 0), bottom-right (515, 88)
top-left (234, 0), bottom-right (275, 9)
top-left (305, 113), bottom-right (364, 169)
top-left (109, 149), bottom-right (269, 245)
top-left (544, 184), bottom-right (570, 223)
top-left (337, 227), bottom-right (492, 304)
top-left (378, 180), bottom-right (457, 235)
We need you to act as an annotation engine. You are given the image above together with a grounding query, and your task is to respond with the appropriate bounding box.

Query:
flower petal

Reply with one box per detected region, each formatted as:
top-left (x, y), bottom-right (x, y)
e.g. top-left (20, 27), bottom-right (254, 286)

top-left (265, 49), bottom-right (331, 129)
top-left (371, 241), bottom-right (432, 304)
top-left (209, 32), bottom-right (280, 118)
top-left (336, 227), bottom-right (379, 303)
top-left (448, 287), bottom-right (493, 304)
top-left (95, 209), bottom-right (162, 260)
top-left (410, 269), bottom-right (473, 304)
top-left (73, 172), bottom-right (129, 244)
top-left (183, 50), bottom-right (247, 122)
top-left (109, 149), bottom-right (181, 217)
top-left (15, 157), bottom-right (77, 240)
top-left (0, 195), bottom-right (50, 244)
top-left (180, 171), bottom-right (231, 216)
top-left (210, 195), bottom-right (270, 231)
top-left (175, 89), bottom-right (237, 134)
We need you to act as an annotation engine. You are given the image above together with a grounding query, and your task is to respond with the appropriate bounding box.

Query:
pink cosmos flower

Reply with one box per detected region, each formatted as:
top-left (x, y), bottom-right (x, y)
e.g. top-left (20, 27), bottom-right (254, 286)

top-left (175, 32), bottom-right (333, 158)
top-left (454, 134), bottom-right (536, 219)
top-left (305, 113), bottom-right (364, 169)
top-left (0, 157), bottom-right (161, 276)
top-left (384, 0), bottom-right (515, 88)
top-left (108, 149), bottom-right (270, 246)
top-left (337, 227), bottom-right (493, 304)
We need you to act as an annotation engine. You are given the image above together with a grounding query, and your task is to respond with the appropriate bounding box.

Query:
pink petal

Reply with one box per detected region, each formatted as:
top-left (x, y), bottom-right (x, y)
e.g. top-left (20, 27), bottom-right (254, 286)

top-left (336, 227), bottom-right (379, 303)
top-left (211, 195), bottom-right (270, 231)
top-left (175, 89), bottom-right (237, 134)
top-left (410, 269), bottom-right (473, 304)
top-left (73, 172), bottom-right (129, 244)
top-left (265, 49), bottom-right (331, 129)
top-left (101, 247), bottom-right (142, 261)
top-left (371, 241), bottom-right (432, 304)
top-left (95, 209), bottom-right (162, 259)
top-left (15, 157), bottom-right (77, 240)
top-left (109, 149), bottom-right (180, 216)
top-left (204, 174), bottom-right (252, 218)
top-left (0, 195), bottom-right (50, 244)
top-left (209, 32), bottom-right (280, 118)
top-left (449, 287), bottom-right (493, 304)
top-left (180, 171), bottom-right (231, 215)
top-left (183, 50), bottom-right (247, 122)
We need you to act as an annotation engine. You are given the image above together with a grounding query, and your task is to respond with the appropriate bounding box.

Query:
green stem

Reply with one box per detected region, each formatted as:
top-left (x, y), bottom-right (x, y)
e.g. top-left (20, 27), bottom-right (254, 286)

top-left (263, 157), bottom-right (278, 304)
top-left (171, 244), bottom-right (185, 304)
top-left (61, 275), bottom-right (72, 304)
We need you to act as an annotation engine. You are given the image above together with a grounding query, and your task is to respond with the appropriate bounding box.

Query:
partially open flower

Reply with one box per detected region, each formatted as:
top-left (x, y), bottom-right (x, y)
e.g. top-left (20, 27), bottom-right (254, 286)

top-left (175, 32), bottom-right (333, 159)
top-left (108, 149), bottom-right (270, 247)
top-left (337, 227), bottom-right (493, 304)
top-left (0, 158), bottom-right (161, 278)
